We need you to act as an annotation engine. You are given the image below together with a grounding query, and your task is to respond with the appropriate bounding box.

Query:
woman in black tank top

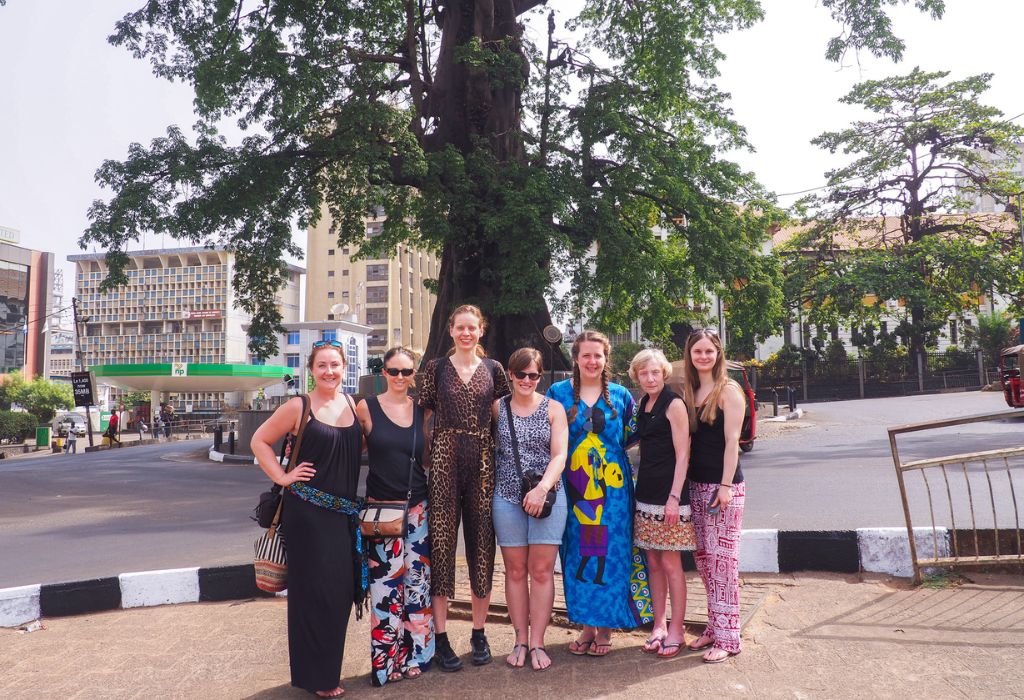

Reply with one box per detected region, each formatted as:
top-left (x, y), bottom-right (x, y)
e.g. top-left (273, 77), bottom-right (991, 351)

top-left (681, 329), bottom-right (747, 664)
top-left (355, 347), bottom-right (433, 686)
top-left (628, 348), bottom-right (695, 659)
top-left (251, 342), bottom-right (363, 698)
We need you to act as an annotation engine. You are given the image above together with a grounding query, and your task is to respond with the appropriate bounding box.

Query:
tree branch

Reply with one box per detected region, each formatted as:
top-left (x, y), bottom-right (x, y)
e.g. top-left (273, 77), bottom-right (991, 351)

top-left (514, 0), bottom-right (547, 16)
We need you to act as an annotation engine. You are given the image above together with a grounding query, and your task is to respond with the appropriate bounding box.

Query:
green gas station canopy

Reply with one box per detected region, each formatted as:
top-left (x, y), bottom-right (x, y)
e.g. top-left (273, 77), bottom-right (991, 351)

top-left (91, 363), bottom-right (291, 392)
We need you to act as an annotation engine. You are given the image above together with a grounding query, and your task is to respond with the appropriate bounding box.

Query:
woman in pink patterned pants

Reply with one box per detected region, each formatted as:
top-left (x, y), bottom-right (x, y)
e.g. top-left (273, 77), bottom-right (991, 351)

top-left (679, 329), bottom-right (746, 664)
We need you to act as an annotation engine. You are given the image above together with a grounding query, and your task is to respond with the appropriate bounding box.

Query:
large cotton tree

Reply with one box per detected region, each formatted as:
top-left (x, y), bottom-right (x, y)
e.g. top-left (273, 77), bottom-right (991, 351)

top-left (786, 68), bottom-right (1023, 358)
top-left (81, 0), bottom-right (943, 361)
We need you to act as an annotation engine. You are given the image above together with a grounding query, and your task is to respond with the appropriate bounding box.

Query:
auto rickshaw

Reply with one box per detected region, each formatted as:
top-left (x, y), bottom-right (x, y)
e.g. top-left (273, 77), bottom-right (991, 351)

top-left (668, 360), bottom-right (758, 452)
top-left (1000, 344), bottom-right (1024, 408)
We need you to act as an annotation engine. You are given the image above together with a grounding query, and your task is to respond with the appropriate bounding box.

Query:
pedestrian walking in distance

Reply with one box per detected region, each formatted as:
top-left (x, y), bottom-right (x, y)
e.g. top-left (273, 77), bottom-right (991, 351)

top-left (64, 429), bottom-right (77, 454)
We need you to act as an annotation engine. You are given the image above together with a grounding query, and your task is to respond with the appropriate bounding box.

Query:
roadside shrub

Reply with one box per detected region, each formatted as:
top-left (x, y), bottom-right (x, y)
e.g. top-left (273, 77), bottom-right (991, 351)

top-left (0, 410), bottom-right (39, 443)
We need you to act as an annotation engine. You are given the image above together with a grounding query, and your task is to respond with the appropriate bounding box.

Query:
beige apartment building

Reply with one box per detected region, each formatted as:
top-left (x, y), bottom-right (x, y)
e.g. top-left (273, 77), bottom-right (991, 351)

top-left (68, 246), bottom-right (302, 411)
top-left (305, 215), bottom-right (439, 355)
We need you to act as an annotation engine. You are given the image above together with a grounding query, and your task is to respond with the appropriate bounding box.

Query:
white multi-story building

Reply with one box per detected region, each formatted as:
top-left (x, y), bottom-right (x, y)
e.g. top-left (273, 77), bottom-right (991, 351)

top-left (68, 246), bottom-right (303, 411)
top-left (305, 210), bottom-right (439, 355)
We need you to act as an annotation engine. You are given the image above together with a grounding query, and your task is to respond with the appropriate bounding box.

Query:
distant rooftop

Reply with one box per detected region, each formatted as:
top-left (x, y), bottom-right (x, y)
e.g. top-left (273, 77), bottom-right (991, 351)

top-left (0, 225), bottom-right (19, 244)
top-left (67, 245), bottom-right (305, 274)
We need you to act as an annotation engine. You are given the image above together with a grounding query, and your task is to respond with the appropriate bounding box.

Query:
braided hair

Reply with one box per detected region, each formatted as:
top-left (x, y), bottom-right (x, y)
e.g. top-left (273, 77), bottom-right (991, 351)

top-left (567, 330), bottom-right (618, 422)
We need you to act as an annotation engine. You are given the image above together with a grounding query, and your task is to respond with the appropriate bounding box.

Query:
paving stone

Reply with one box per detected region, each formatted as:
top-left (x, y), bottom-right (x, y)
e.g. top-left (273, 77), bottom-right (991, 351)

top-left (2, 572), bottom-right (1023, 698)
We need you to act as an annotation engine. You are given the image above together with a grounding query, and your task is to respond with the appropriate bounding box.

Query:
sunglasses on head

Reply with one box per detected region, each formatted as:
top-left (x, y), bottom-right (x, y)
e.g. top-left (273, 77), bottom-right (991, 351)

top-left (312, 339), bottom-right (344, 349)
top-left (384, 367), bottom-right (415, 377)
top-left (583, 405), bottom-right (606, 434)
top-left (512, 370), bottom-right (541, 381)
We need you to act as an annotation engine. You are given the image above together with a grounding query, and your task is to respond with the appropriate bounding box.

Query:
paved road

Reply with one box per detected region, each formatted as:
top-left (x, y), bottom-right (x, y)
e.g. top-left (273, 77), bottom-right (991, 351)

top-left (745, 390), bottom-right (1024, 530)
top-left (0, 440), bottom-right (267, 588)
top-left (2, 392), bottom-right (1021, 588)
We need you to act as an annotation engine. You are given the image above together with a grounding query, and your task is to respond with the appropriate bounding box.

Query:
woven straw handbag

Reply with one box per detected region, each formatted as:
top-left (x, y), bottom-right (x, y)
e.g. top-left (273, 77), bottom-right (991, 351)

top-left (253, 396), bottom-right (312, 593)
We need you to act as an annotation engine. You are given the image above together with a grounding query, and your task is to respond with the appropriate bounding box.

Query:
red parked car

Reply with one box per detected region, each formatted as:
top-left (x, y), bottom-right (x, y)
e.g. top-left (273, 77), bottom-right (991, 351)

top-left (668, 360), bottom-right (758, 452)
top-left (1001, 345), bottom-right (1024, 409)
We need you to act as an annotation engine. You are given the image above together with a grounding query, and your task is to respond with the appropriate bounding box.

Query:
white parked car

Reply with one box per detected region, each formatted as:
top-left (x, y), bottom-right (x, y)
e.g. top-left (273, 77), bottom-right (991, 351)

top-left (56, 416), bottom-right (88, 437)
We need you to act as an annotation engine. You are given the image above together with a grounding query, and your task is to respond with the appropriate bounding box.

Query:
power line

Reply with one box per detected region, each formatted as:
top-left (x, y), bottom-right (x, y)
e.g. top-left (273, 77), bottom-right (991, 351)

top-left (0, 304), bottom-right (75, 333)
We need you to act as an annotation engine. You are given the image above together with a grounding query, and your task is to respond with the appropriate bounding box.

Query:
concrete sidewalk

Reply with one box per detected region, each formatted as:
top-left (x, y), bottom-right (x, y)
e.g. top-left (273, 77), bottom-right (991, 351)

top-left (3, 572), bottom-right (1022, 699)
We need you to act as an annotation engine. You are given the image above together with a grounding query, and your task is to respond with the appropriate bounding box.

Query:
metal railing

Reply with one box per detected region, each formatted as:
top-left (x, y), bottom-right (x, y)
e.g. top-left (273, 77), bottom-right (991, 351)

top-left (888, 409), bottom-right (1024, 584)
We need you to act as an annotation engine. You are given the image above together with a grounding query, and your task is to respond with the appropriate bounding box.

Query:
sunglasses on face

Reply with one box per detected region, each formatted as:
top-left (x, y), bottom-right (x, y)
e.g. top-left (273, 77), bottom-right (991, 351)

top-left (312, 339), bottom-right (344, 349)
top-left (583, 405), bottom-right (606, 434)
top-left (512, 371), bottom-right (541, 381)
top-left (384, 368), bottom-right (415, 377)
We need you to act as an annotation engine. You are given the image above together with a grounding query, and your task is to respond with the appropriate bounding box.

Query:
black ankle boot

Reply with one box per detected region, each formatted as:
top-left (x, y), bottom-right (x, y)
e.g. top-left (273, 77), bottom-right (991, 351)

top-left (470, 629), bottom-right (492, 666)
top-left (434, 635), bottom-right (463, 673)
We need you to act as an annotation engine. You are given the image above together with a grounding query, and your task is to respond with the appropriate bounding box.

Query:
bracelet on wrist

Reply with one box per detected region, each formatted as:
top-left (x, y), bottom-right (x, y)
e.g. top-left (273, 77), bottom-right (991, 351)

top-left (667, 493), bottom-right (680, 502)
top-left (720, 483), bottom-right (732, 488)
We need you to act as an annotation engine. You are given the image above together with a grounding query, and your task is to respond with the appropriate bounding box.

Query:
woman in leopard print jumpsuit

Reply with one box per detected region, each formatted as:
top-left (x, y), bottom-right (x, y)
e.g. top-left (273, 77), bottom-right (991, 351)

top-left (418, 305), bottom-right (510, 672)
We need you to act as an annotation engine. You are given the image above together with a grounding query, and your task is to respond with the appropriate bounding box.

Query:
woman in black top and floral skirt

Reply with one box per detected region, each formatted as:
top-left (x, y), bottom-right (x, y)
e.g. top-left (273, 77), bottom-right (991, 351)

top-left (355, 347), bottom-right (433, 687)
top-left (629, 348), bottom-right (695, 659)
top-left (251, 341), bottom-right (363, 698)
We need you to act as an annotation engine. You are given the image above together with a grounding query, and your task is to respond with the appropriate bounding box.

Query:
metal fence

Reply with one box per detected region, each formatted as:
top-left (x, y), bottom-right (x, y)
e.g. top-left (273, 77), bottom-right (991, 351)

top-left (888, 410), bottom-right (1024, 584)
top-left (754, 351), bottom-right (996, 403)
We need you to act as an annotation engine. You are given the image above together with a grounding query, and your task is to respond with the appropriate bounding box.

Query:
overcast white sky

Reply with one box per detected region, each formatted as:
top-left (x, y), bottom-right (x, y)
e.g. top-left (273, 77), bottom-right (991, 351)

top-left (1, 1), bottom-right (1022, 311)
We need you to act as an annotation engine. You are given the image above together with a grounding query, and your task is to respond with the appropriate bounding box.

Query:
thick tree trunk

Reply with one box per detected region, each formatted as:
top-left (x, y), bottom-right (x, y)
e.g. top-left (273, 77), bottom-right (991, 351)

top-left (419, 0), bottom-right (568, 367)
top-left (423, 242), bottom-right (569, 367)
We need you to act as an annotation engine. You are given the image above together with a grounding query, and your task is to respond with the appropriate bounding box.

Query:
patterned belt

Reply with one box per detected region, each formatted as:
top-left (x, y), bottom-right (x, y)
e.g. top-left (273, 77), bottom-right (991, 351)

top-left (289, 482), bottom-right (368, 605)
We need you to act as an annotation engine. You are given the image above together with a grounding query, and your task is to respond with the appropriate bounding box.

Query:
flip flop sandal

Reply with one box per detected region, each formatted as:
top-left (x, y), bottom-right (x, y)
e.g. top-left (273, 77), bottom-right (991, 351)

top-left (688, 633), bottom-right (715, 651)
top-left (403, 667), bottom-right (423, 680)
top-left (657, 642), bottom-right (682, 659)
top-left (387, 672), bottom-right (404, 683)
top-left (641, 635), bottom-right (665, 654)
top-left (529, 647), bottom-right (552, 671)
top-left (506, 644), bottom-right (528, 668)
top-left (587, 641), bottom-right (612, 657)
top-left (703, 649), bottom-right (740, 664)
top-left (568, 638), bottom-right (595, 656)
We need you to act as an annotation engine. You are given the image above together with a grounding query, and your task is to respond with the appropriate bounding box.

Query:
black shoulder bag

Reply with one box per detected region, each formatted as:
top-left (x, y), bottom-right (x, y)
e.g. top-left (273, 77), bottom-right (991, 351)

top-left (504, 395), bottom-right (556, 519)
top-left (252, 394), bottom-right (311, 528)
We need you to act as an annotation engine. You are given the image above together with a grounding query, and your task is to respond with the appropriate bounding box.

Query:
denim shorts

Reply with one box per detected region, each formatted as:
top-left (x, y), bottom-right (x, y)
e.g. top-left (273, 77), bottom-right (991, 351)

top-left (492, 488), bottom-right (568, 547)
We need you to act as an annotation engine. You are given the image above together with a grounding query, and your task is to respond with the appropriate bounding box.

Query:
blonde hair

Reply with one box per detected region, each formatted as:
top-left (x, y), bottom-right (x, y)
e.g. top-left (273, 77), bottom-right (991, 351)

top-left (682, 329), bottom-right (737, 425)
top-left (627, 348), bottom-right (672, 383)
top-left (568, 329), bottom-right (617, 421)
top-left (446, 304), bottom-right (487, 358)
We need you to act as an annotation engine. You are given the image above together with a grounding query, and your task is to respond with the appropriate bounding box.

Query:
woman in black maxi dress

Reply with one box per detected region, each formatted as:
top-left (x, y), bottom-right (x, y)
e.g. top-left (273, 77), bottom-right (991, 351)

top-left (251, 343), bottom-right (363, 697)
top-left (283, 402), bottom-right (362, 691)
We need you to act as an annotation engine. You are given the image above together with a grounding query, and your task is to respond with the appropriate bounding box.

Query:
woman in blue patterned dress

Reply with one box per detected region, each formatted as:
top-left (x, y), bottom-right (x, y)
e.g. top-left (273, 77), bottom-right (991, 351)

top-left (547, 330), bottom-right (652, 657)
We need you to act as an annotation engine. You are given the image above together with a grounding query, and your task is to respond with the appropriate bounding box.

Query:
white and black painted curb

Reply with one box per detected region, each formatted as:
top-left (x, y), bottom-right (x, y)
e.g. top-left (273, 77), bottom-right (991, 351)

top-left (0, 564), bottom-right (270, 628)
top-left (207, 448), bottom-right (258, 464)
top-left (0, 527), bottom-right (954, 628)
